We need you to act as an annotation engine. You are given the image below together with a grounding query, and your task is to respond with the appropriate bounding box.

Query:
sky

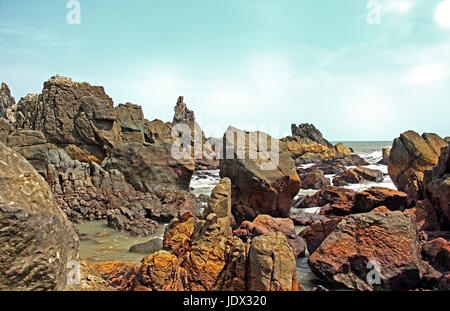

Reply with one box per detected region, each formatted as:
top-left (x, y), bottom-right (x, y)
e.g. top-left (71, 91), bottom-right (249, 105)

top-left (0, 0), bottom-right (449, 141)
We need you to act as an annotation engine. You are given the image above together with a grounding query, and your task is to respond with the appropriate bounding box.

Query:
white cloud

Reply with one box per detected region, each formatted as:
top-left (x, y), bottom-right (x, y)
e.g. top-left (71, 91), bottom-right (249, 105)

top-left (435, 0), bottom-right (450, 28)
top-left (409, 64), bottom-right (448, 84)
top-left (384, 0), bottom-right (412, 14)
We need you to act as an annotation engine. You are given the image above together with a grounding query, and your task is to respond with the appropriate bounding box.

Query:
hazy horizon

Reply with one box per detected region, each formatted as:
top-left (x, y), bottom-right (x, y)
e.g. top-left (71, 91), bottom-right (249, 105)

top-left (1, 0), bottom-right (449, 141)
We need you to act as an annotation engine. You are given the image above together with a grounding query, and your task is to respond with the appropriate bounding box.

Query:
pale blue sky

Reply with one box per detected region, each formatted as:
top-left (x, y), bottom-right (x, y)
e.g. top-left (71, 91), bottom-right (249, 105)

top-left (0, 0), bottom-right (449, 140)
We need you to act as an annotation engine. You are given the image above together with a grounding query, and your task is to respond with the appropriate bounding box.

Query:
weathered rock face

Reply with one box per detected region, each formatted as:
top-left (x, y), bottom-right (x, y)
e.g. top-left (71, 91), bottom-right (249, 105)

top-left (144, 119), bottom-right (173, 144)
top-left (6, 130), bottom-right (49, 178)
top-left (115, 103), bottom-right (145, 143)
top-left (298, 170), bottom-right (331, 190)
top-left (0, 119), bottom-right (10, 144)
top-left (389, 131), bottom-right (447, 202)
top-left (47, 147), bottom-right (198, 235)
top-left (308, 211), bottom-right (424, 291)
top-left (353, 187), bottom-right (407, 213)
top-left (14, 76), bottom-right (122, 162)
top-left (0, 142), bottom-right (79, 291)
top-left (246, 232), bottom-right (299, 291)
top-left (105, 141), bottom-right (195, 193)
top-left (422, 238), bottom-right (450, 272)
top-left (0, 82), bottom-right (15, 119)
top-left (220, 126), bottom-right (301, 225)
top-left (233, 214), bottom-right (306, 258)
top-left (299, 218), bottom-right (341, 254)
top-left (291, 123), bottom-right (332, 148)
top-left (423, 143), bottom-right (450, 228)
top-left (404, 200), bottom-right (440, 232)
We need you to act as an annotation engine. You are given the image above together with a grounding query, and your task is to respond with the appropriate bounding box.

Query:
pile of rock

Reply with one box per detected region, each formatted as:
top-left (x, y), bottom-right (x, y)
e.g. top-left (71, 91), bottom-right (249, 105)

top-left (90, 179), bottom-right (300, 291)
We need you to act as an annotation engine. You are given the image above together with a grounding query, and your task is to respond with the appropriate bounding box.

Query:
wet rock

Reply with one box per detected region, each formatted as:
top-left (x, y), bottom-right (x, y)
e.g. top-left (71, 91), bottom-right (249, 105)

top-left (107, 205), bottom-right (159, 237)
top-left (0, 142), bottom-right (79, 291)
top-left (129, 238), bottom-right (163, 255)
top-left (299, 170), bottom-right (331, 190)
top-left (299, 186), bottom-right (356, 216)
top-left (290, 210), bottom-right (329, 226)
top-left (308, 211), bottom-right (424, 291)
top-left (333, 167), bottom-right (383, 186)
top-left (220, 126), bottom-right (301, 225)
top-left (388, 131), bottom-right (447, 203)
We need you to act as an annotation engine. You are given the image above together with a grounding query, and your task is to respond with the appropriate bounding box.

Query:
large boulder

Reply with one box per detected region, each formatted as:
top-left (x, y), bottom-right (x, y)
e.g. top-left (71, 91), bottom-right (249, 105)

top-left (308, 211), bottom-right (424, 291)
top-left (388, 131), bottom-right (447, 202)
top-left (13, 76), bottom-right (122, 163)
top-left (144, 119), bottom-right (174, 144)
top-left (298, 169), bottom-right (331, 190)
top-left (246, 232), bottom-right (299, 291)
top-left (424, 143), bottom-right (450, 228)
top-left (353, 187), bottom-right (407, 213)
top-left (0, 142), bottom-right (79, 290)
top-left (220, 126), bottom-right (301, 225)
top-left (333, 167), bottom-right (383, 186)
top-left (291, 123), bottom-right (332, 148)
top-left (105, 141), bottom-right (195, 193)
top-left (299, 186), bottom-right (356, 216)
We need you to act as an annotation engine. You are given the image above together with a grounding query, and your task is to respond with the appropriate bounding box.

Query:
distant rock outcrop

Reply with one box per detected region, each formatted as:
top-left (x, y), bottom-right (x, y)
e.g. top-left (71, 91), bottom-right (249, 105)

top-left (13, 76), bottom-right (122, 163)
top-left (388, 131), bottom-right (447, 203)
top-left (291, 123), bottom-right (332, 147)
top-left (0, 142), bottom-right (79, 291)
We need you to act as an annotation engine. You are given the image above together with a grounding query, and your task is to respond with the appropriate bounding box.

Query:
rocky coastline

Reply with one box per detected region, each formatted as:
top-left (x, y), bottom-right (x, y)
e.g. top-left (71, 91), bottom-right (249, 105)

top-left (0, 76), bottom-right (448, 291)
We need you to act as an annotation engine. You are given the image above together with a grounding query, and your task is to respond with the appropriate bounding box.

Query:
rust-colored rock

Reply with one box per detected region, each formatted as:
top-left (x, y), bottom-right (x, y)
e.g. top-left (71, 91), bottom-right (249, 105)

top-left (299, 186), bottom-right (356, 216)
top-left (308, 211), bottom-right (424, 291)
top-left (353, 187), bottom-right (407, 213)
